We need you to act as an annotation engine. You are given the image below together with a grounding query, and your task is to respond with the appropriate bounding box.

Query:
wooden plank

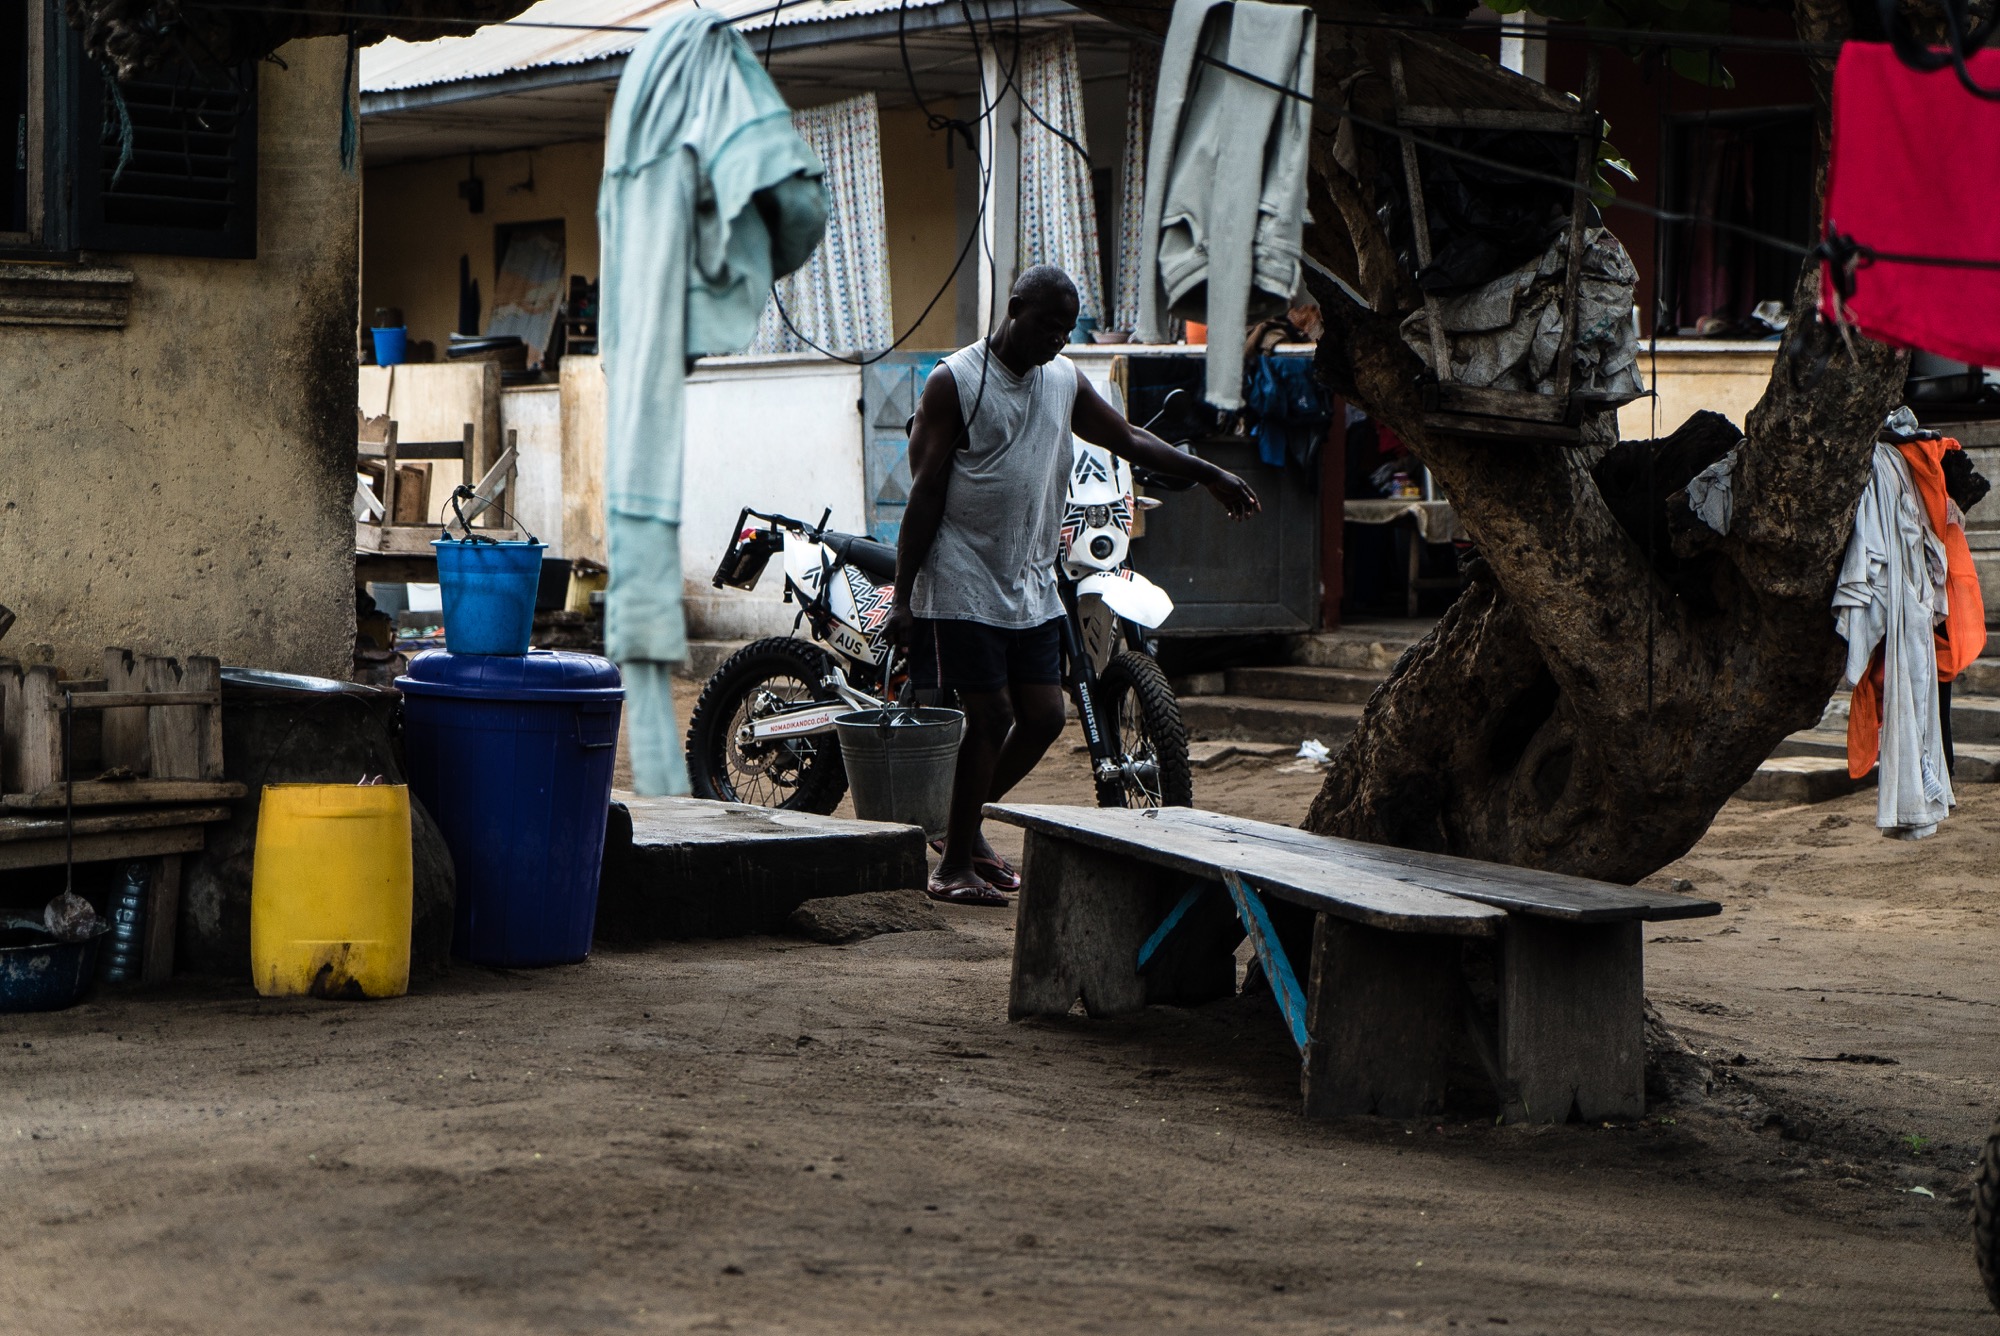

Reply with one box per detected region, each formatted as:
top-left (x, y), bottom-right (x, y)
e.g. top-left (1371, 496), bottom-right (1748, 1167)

top-left (18, 666), bottom-right (64, 794)
top-left (182, 657), bottom-right (226, 780)
top-left (142, 853), bottom-right (181, 984)
top-left (1387, 49), bottom-right (1455, 385)
top-left (0, 826), bottom-right (203, 872)
top-left (1548, 52), bottom-right (1602, 410)
top-left (1433, 384), bottom-right (1568, 423)
top-left (1149, 808), bottom-right (1720, 923)
top-left (1136, 884), bottom-right (1205, 972)
top-left (0, 805), bottom-right (230, 842)
top-left (0, 659), bottom-right (21, 794)
top-left (387, 440), bottom-right (473, 461)
top-left (1223, 872), bottom-right (1309, 1053)
top-left (64, 691), bottom-right (219, 711)
top-left (1499, 918), bottom-right (1644, 1123)
top-left (3, 780), bottom-right (247, 809)
top-left (143, 657), bottom-right (201, 779)
top-left (1396, 105), bottom-right (1599, 134)
top-left (1301, 915), bottom-right (1460, 1119)
top-left (1422, 411), bottom-right (1582, 444)
top-left (1008, 829), bottom-right (1161, 1020)
top-left (986, 804), bottom-right (1505, 935)
top-left (100, 648), bottom-right (149, 773)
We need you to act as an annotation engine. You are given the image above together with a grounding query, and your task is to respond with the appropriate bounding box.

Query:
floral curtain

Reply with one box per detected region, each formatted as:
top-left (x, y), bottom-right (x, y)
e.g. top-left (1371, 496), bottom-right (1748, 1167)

top-left (750, 92), bottom-right (894, 355)
top-left (1112, 43), bottom-right (1159, 337)
top-left (1016, 30), bottom-right (1105, 325)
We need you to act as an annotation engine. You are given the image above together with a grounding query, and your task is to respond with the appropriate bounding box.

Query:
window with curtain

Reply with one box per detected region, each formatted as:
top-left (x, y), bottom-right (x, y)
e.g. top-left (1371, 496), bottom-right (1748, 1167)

top-left (750, 92), bottom-right (894, 355)
top-left (1112, 43), bottom-right (1159, 337)
top-left (1016, 30), bottom-right (1105, 326)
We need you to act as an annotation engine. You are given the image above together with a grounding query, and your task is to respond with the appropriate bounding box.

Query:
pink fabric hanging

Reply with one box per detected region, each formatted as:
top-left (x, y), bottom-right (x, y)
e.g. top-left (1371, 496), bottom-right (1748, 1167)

top-left (1824, 42), bottom-right (2000, 367)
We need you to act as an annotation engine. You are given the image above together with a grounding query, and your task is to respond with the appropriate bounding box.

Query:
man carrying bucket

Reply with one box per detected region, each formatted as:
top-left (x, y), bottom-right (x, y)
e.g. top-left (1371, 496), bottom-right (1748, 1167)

top-left (886, 266), bottom-right (1260, 904)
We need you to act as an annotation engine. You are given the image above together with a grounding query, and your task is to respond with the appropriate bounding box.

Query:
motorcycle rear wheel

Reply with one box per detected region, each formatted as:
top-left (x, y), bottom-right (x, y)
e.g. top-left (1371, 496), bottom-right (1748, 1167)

top-left (685, 637), bottom-right (850, 814)
top-left (1092, 650), bottom-right (1193, 809)
top-left (1976, 1114), bottom-right (2000, 1313)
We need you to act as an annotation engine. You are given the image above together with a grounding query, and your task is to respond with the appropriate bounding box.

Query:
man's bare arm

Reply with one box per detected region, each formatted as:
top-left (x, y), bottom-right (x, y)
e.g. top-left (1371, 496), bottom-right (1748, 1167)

top-left (887, 364), bottom-right (965, 648)
top-left (1071, 376), bottom-right (1260, 519)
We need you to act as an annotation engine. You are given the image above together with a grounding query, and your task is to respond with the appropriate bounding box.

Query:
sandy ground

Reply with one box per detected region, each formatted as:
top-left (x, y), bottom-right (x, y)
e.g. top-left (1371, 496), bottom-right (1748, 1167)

top-left (3, 705), bottom-right (1996, 1334)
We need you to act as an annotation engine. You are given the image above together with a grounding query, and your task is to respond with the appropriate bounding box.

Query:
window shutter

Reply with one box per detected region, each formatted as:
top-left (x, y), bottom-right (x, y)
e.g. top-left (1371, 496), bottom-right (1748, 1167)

top-left (72, 53), bottom-right (256, 258)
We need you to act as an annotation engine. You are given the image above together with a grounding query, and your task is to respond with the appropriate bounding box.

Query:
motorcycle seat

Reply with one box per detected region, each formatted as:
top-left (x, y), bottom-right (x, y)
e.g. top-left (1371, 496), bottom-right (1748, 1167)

top-left (822, 531), bottom-right (899, 582)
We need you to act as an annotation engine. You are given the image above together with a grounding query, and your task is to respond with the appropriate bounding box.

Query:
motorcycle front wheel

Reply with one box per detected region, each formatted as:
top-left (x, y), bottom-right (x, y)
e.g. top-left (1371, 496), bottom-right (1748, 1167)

top-left (1092, 650), bottom-right (1193, 809)
top-left (1976, 1114), bottom-right (2000, 1314)
top-left (685, 637), bottom-right (850, 814)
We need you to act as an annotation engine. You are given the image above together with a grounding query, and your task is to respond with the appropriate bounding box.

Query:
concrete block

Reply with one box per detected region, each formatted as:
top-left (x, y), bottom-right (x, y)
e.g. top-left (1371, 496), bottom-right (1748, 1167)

top-left (1177, 695), bottom-right (1364, 745)
top-left (1226, 665), bottom-right (1385, 705)
top-left (676, 640), bottom-right (751, 684)
top-left (788, 888), bottom-right (948, 944)
top-left (596, 797), bottom-right (928, 943)
top-left (1736, 756), bottom-right (1872, 804)
top-left (1170, 671), bottom-right (1228, 697)
top-left (1954, 744), bottom-right (2000, 783)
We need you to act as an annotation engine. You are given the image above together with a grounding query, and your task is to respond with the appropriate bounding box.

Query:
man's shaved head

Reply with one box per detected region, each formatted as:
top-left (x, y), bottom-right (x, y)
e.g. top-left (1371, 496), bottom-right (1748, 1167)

top-left (1013, 265), bottom-right (1079, 309)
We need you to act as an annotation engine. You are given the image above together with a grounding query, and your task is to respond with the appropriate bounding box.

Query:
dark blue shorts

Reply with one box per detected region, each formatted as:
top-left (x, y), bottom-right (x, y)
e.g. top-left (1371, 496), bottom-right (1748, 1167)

top-left (909, 617), bottom-right (1064, 693)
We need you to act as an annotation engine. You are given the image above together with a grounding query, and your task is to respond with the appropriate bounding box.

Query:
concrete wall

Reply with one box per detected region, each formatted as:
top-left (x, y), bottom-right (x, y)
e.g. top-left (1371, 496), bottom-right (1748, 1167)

top-left (0, 39), bottom-right (357, 679)
top-left (684, 356), bottom-right (866, 639)
top-left (552, 351), bottom-right (867, 640)
top-left (1616, 343), bottom-right (1778, 441)
top-left (361, 137), bottom-right (606, 355)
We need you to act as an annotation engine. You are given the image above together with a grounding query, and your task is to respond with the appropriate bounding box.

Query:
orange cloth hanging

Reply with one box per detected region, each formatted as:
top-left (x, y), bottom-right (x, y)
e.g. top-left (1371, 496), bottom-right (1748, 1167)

top-left (1847, 437), bottom-right (1986, 779)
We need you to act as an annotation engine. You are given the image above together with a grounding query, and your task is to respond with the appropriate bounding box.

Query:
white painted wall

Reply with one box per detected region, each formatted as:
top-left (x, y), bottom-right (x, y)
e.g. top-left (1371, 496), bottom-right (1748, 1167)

top-left (500, 384), bottom-right (565, 554)
top-left (680, 353), bottom-right (867, 640)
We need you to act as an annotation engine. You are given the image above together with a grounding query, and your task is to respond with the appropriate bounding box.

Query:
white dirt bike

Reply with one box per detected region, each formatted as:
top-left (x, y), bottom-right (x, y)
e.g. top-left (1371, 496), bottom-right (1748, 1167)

top-left (686, 431), bottom-right (1196, 812)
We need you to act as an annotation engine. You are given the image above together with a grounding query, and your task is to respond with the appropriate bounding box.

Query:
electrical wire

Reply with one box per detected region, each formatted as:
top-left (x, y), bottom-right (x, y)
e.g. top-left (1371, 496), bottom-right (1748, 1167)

top-left (208, 0), bottom-right (2000, 275)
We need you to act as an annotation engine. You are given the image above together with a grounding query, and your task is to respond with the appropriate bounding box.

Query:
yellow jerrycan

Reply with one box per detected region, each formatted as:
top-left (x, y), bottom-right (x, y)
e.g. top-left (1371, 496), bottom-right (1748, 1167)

top-left (251, 784), bottom-right (413, 999)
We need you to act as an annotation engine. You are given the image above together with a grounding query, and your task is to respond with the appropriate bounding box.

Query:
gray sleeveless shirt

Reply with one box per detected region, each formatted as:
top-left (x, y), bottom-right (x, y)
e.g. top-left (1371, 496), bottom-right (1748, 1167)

top-left (909, 342), bottom-right (1079, 628)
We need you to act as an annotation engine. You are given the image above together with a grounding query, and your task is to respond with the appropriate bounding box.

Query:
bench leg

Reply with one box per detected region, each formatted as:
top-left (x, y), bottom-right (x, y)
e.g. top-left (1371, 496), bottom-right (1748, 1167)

top-left (1498, 918), bottom-right (1643, 1124)
top-left (1009, 832), bottom-right (1161, 1020)
top-left (1300, 915), bottom-right (1459, 1119)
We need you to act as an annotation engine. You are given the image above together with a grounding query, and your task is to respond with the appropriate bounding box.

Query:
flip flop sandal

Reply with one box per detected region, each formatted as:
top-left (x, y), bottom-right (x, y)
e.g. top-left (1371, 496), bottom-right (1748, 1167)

top-left (926, 871), bottom-right (1009, 907)
top-left (928, 840), bottom-right (1022, 892)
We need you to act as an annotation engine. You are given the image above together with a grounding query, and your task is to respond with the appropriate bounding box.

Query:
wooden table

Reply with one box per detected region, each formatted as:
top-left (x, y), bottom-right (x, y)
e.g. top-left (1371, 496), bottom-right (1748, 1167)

top-left (0, 804), bottom-right (233, 984)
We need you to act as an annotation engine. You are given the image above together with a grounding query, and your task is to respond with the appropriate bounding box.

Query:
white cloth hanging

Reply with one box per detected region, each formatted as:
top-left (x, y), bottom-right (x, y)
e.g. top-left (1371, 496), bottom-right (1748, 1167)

top-left (599, 8), bottom-right (826, 795)
top-left (1832, 444), bottom-right (1954, 838)
top-left (1017, 30), bottom-right (1106, 325)
top-left (1138, 0), bottom-right (1315, 409)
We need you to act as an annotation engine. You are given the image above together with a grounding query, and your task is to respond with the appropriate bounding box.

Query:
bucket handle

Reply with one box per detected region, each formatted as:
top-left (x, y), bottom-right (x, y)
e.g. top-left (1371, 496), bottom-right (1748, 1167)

top-left (441, 485), bottom-right (539, 547)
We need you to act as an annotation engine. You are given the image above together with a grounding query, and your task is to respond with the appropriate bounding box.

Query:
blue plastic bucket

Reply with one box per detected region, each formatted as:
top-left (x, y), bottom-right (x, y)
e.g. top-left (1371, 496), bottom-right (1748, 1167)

top-left (397, 650), bottom-right (624, 967)
top-left (433, 539), bottom-right (546, 655)
top-left (371, 326), bottom-right (408, 366)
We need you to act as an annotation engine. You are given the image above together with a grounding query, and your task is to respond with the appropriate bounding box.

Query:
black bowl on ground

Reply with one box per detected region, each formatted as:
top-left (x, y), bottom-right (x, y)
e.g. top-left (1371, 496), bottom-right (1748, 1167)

top-left (0, 926), bottom-right (107, 1012)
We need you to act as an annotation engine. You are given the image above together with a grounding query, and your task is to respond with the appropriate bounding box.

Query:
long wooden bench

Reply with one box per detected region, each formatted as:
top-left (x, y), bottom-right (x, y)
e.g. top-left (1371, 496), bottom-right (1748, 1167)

top-left (985, 803), bottom-right (1722, 1124)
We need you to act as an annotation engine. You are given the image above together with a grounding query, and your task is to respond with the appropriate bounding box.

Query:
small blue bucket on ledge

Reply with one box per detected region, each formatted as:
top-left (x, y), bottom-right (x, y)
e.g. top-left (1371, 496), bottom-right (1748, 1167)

top-left (434, 538), bottom-right (546, 655)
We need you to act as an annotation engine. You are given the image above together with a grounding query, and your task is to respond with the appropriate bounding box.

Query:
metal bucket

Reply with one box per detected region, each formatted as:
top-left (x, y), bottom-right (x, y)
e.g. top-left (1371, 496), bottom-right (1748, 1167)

top-left (833, 708), bottom-right (965, 837)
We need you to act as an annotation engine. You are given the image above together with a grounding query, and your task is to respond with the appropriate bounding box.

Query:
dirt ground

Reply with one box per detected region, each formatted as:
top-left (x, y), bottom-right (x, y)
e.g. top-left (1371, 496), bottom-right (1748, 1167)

top-left (4, 713), bottom-right (1996, 1334)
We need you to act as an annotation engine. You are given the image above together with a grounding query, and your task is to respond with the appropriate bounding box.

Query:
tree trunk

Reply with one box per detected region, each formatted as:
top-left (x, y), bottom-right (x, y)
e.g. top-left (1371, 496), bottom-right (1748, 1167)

top-left (1078, 0), bottom-right (1907, 881)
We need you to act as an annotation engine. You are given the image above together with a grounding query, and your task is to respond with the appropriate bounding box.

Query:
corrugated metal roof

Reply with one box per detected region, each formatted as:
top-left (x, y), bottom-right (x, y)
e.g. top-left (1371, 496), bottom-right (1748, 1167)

top-left (361, 0), bottom-right (948, 93)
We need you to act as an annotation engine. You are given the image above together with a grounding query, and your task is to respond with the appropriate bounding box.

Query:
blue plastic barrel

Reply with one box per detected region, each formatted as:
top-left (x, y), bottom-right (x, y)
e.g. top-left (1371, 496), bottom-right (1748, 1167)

top-left (397, 650), bottom-right (624, 967)
top-left (371, 326), bottom-right (407, 366)
top-left (433, 539), bottom-right (546, 655)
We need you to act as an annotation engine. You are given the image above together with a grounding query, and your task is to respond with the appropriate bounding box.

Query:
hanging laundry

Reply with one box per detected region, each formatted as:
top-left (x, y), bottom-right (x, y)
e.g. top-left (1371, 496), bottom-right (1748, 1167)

top-left (599, 9), bottom-right (828, 795)
top-left (1824, 42), bottom-right (2000, 368)
top-left (1138, 0), bottom-right (1315, 410)
top-left (1398, 226), bottom-right (1645, 408)
top-left (1243, 355), bottom-right (1330, 480)
top-left (1833, 437), bottom-right (1954, 839)
top-left (1847, 409), bottom-right (1989, 802)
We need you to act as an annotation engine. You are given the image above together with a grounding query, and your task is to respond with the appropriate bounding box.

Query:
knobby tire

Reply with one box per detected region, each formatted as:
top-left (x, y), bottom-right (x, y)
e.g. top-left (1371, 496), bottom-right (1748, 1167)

top-left (685, 637), bottom-right (850, 814)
